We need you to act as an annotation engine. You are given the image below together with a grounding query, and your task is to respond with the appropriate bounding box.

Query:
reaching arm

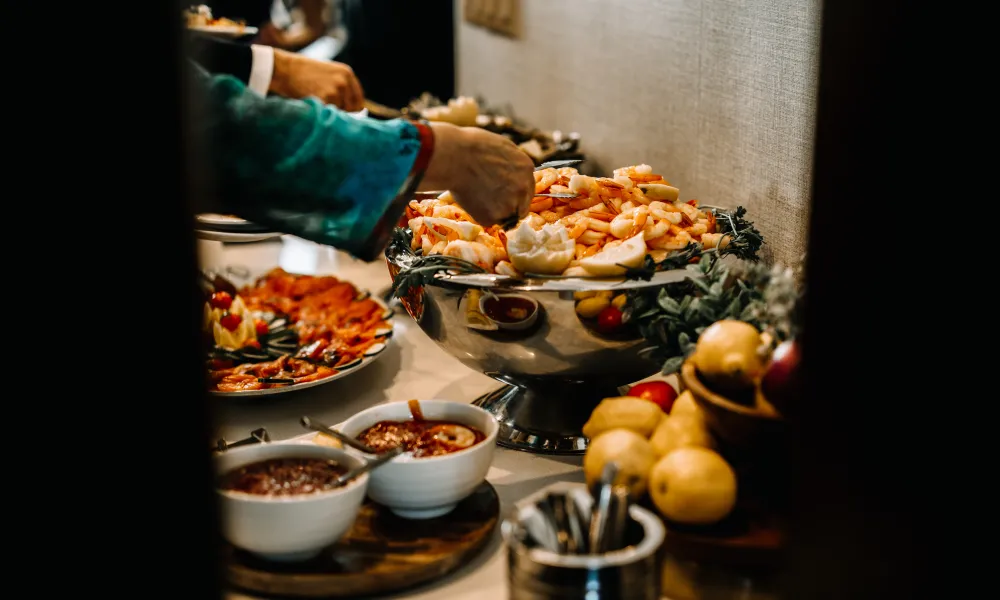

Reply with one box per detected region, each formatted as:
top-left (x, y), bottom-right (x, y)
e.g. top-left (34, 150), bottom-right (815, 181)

top-left (185, 34), bottom-right (275, 96)
top-left (189, 63), bottom-right (431, 260)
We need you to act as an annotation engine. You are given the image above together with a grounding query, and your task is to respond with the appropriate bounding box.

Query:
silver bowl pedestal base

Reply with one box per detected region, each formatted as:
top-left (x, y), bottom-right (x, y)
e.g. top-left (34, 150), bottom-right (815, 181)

top-left (473, 377), bottom-right (627, 455)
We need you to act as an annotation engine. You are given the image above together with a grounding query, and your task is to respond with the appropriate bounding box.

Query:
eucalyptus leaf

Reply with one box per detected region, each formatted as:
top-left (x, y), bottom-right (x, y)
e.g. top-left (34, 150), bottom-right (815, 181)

top-left (660, 355), bottom-right (686, 375)
top-left (691, 277), bottom-right (712, 294)
top-left (657, 295), bottom-right (682, 315)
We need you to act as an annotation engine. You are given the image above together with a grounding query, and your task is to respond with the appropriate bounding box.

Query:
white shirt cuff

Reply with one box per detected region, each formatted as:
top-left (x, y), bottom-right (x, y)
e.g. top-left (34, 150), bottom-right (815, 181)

top-left (248, 44), bottom-right (275, 97)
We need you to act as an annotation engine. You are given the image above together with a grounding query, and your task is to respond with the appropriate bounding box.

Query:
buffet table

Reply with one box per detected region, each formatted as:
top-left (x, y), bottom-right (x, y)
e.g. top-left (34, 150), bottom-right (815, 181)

top-left (207, 236), bottom-right (590, 600)
top-left (206, 235), bottom-right (777, 600)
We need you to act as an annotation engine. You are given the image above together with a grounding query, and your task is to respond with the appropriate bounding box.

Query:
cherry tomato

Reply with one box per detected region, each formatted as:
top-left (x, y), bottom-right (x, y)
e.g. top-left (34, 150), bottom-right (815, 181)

top-left (254, 319), bottom-right (270, 336)
top-left (210, 291), bottom-right (233, 310)
top-left (596, 305), bottom-right (623, 333)
top-left (243, 339), bottom-right (261, 349)
top-left (627, 381), bottom-right (679, 413)
top-left (220, 312), bottom-right (242, 332)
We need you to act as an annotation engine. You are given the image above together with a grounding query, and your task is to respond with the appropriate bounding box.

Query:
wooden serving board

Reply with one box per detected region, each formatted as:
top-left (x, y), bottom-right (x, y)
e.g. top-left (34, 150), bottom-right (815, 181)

top-left (224, 481), bottom-right (500, 598)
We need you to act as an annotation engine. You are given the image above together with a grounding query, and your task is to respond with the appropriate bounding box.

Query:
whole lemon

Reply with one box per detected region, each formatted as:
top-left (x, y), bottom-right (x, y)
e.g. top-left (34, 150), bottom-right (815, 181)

top-left (649, 414), bottom-right (716, 458)
top-left (691, 320), bottom-right (767, 392)
top-left (583, 428), bottom-right (658, 498)
top-left (582, 396), bottom-right (665, 440)
top-left (648, 447), bottom-right (738, 525)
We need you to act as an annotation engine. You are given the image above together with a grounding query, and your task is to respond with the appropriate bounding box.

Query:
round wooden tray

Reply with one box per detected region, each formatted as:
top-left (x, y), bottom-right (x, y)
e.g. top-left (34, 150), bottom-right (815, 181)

top-left (225, 481), bottom-right (500, 598)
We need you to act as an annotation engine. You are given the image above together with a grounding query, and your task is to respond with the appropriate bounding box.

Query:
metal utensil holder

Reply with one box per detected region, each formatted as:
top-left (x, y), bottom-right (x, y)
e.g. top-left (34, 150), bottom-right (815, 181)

top-left (503, 482), bottom-right (665, 600)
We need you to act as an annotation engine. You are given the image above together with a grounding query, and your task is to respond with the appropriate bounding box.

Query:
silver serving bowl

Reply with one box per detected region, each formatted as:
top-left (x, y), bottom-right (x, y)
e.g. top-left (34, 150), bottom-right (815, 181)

top-left (386, 246), bottom-right (701, 455)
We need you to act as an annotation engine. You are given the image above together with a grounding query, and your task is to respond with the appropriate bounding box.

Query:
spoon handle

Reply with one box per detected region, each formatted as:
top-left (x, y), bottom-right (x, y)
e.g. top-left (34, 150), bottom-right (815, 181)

top-left (336, 445), bottom-right (405, 486)
top-left (589, 462), bottom-right (619, 553)
top-left (300, 416), bottom-right (378, 454)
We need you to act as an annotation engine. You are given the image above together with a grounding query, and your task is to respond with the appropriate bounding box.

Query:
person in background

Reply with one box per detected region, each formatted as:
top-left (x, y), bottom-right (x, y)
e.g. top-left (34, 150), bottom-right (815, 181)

top-left (334, 0), bottom-right (455, 109)
top-left (187, 62), bottom-right (534, 260)
top-left (187, 33), bottom-right (364, 110)
top-left (197, 0), bottom-right (329, 52)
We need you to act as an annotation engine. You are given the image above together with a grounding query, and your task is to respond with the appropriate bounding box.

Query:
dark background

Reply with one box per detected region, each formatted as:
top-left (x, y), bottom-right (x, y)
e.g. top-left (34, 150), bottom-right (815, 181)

top-left (16, 0), bottom-right (940, 596)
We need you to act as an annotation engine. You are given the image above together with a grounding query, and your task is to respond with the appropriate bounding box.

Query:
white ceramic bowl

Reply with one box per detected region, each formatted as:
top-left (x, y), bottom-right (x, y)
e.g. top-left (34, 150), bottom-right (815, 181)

top-left (337, 399), bottom-right (498, 519)
top-left (215, 442), bottom-right (368, 562)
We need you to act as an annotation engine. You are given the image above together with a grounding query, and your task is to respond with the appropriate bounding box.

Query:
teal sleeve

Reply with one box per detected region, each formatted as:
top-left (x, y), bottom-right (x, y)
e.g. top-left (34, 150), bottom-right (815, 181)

top-left (191, 65), bottom-right (422, 259)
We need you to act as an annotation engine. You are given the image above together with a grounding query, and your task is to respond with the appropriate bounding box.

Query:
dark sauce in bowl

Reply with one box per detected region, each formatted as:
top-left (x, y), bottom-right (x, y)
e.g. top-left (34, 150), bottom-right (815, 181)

top-left (355, 399), bottom-right (487, 458)
top-left (482, 295), bottom-right (536, 323)
top-left (218, 457), bottom-right (348, 496)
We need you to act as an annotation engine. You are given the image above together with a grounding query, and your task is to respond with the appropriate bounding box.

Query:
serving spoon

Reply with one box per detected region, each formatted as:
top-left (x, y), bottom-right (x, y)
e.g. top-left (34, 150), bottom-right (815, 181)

top-left (335, 445), bottom-right (405, 487)
top-left (300, 416), bottom-right (379, 454)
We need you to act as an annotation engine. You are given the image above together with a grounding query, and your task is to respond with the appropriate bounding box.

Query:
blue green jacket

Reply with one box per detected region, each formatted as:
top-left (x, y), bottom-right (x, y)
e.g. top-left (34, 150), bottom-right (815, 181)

top-left (189, 62), bottom-right (421, 260)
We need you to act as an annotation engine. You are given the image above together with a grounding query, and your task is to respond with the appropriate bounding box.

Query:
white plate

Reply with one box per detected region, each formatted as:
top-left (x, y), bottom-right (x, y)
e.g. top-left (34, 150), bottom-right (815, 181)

top-left (209, 293), bottom-right (396, 399)
top-left (187, 25), bottom-right (258, 38)
top-left (195, 229), bottom-right (284, 243)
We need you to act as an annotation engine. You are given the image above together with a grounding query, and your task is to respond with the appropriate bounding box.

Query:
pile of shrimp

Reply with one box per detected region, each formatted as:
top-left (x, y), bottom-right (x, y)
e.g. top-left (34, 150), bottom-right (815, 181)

top-left (403, 164), bottom-right (731, 277)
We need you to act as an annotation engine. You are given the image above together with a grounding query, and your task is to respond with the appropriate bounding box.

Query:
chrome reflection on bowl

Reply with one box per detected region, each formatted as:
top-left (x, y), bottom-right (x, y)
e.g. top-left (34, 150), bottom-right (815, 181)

top-left (386, 246), bottom-right (696, 455)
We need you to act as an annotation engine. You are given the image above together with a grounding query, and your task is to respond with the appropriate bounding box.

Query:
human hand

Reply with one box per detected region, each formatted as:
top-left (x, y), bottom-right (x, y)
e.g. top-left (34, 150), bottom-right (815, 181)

top-left (269, 49), bottom-right (365, 111)
top-left (420, 122), bottom-right (535, 227)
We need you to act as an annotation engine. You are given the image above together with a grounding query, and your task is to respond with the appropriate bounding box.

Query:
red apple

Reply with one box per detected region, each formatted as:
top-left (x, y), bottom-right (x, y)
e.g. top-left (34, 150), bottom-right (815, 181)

top-left (627, 381), bottom-right (678, 413)
top-left (760, 339), bottom-right (802, 415)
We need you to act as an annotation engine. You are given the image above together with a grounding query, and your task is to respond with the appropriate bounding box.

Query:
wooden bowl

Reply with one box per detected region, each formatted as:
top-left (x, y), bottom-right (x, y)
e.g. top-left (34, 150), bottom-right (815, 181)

top-left (679, 360), bottom-right (785, 449)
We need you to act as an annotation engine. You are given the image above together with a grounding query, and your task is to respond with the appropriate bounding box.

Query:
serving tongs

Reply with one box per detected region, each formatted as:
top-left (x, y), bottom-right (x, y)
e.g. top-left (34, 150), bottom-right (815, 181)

top-left (213, 427), bottom-right (270, 453)
top-left (535, 159), bottom-right (583, 171)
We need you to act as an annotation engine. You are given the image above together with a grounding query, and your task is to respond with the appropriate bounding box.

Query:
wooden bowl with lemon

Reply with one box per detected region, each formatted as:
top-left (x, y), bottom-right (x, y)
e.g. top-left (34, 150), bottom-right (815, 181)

top-left (679, 320), bottom-right (786, 449)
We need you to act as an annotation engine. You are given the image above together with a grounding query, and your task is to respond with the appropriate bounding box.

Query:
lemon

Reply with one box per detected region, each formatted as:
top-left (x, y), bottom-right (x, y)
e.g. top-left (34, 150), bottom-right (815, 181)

top-left (506, 221), bottom-right (576, 275)
top-left (691, 320), bottom-right (767, 392)
top-left (312, 432), bottom-right (343, 449)
top-left (582, 396), bottom-right (665, 440)
top-left (578, 233), bottom-right (647, 276)
top-left (648, 447), bottom-right (737, 525)
top-left (583, 428), bottom-right (657, 498)
top-left (649, 414), bottom-right (716, 457)
top-left (668, 390), bottom-right (708, 427)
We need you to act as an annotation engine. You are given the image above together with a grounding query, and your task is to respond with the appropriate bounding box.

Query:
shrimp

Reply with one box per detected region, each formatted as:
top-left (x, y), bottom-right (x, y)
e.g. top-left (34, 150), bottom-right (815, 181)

top-left (535, 168), bottom-right (559, 193)
top-left (568, 195), bottom-right (603, 210)
top-left (705, 210), bottom-right (717, 233)
top-left (642, 218), bottom-right (670, 240)
top-left (431, 204), bottom-right (471, 221)
top-left (539, 210), bottom-right (561, 223)
top-left (442, 240), bottom-right (495, 270)
top-left (610, 206), bottom-right (649, 239)
top-left (686, 223), bottom-right (708, 237)
top-left (649, 201), bottom-right (682, 223)
top-left (586, 217), bottom-right (611, 233)
top-left (495, 261), bottom-right (522, 278)
top-left (630, 186), bottom-right (651, 205)
top-left (530, 197), bottom-right (554, 213)
top-left (701, 233), bottom-right (732, 249)
top-left (409, 199), bottom-right (436, 217)
top-left (477, 233), bottom-right (508, 262)
top-left (569, 174), bottom-right (599, 195)
top-left (578, 230), bottom-right (606, 245)
top-left (614, 164), bottom-right (664, 183)
top-left (648, 230), bottom-right (692, 251)
top-left (524, 213), bottom-right (547, 230)
top-left (568, 220), bottom-right (589, 239)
